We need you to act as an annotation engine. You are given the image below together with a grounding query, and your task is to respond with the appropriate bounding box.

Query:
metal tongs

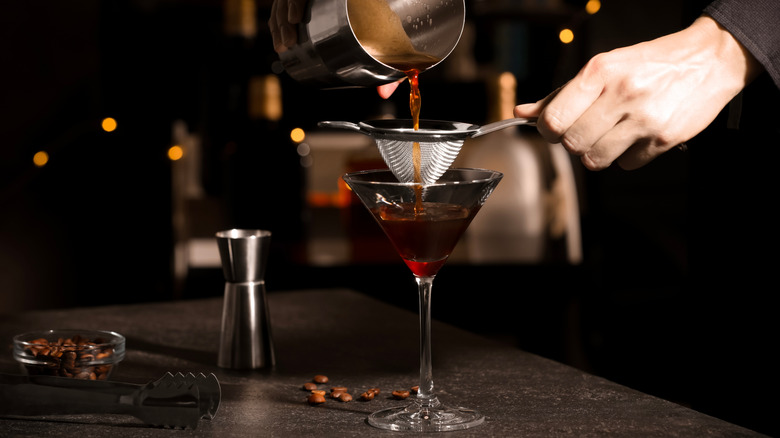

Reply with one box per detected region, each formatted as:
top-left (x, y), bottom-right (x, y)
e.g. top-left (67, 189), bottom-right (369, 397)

top-left (0, 372), bottom-right (220, 429)
top-left (319, 118), bottom-right (537, 185)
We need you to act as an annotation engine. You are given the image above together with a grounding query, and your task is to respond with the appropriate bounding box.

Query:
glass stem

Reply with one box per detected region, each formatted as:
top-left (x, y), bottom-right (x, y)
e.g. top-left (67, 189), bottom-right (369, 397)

top-left (415, 275), bottom-right (439, 408)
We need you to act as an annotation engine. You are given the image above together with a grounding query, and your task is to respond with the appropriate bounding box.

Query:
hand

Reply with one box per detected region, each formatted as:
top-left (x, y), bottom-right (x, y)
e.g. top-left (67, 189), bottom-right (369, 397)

top-left (268, 0), bottom-right (404, 100)
top-left (514, 15), bottom-right (762, 170)
top-left (269, 0), bottom-right (307, 53)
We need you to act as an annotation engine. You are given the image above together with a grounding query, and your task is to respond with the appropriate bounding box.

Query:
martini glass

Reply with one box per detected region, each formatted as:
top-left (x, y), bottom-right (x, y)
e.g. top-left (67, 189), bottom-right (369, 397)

top-left (343, 168), bottom-right (502, 432)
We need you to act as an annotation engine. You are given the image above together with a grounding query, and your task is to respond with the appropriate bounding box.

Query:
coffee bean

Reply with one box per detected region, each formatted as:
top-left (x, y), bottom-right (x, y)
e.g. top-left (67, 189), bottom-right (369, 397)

top-left (360, 391), bottom-right (375, 401)
top-left (313, 374), bottom-right (329, 384)
top-left (392, 390), bottom-right (410, 400)
top-left (338, 392), bottom-right (353, 402)
top-left (411, 385), bottom-right (419, 394)
top-left (307, 393), bottom-right (326, 405)
top-left (302, 382), bottom-right (317, 391)
top-left (22, 335), bottom-right (116, 380)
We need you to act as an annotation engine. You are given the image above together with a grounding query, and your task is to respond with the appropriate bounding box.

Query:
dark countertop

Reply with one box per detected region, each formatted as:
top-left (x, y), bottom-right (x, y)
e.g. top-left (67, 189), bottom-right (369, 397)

top-left (0, 289), bottom-right (766, 437)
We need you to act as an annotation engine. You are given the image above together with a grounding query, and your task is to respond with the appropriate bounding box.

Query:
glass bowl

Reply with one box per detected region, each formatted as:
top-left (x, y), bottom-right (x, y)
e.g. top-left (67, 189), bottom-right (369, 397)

top-left (13, 329), bottom-right (126, 380)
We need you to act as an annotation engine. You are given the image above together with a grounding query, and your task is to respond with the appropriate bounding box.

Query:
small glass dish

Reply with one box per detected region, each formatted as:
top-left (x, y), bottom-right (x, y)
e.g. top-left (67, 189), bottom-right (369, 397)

top-left (13, 329), bottom-right (125, 380)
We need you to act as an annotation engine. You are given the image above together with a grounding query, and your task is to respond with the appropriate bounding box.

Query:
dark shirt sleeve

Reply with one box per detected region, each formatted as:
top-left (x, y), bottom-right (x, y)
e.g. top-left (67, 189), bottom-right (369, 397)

top-left (704, 0), bottom-right (780, 89)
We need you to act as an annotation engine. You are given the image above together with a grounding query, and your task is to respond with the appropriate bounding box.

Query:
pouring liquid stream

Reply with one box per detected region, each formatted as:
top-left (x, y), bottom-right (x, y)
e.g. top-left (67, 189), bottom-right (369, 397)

top-left (407, 68), bottom-right (423, 214)
top-left (375, 55), bottom-right (436, 215)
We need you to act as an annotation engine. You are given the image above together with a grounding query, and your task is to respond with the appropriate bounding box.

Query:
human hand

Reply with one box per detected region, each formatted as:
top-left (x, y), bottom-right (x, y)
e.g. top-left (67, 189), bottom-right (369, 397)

top-left (514, 15), bottom-right (762, 170)
top-left (268, 0), bottom-right (403, 99)
top-left (269, 0), bottom-right (307, 53)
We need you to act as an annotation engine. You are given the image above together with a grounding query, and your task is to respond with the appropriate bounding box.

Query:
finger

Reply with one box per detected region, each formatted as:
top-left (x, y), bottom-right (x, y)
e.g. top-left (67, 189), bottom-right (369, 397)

top-left (288, 0), bottom-right (306, 24)
top-left (614, 135), bottom-right (680, 170)
top-left (281, 23), bottom-right (298, 49)
top-left (275, 0), bottom-right (299, 49)
top-left (269, 1), bottom-right (285, 52)
top-left (271, 1), bottom-right (298, 50)
top-left (513, 87), bottom-right (562, 119)
top-left (377, 79), bottom-right (403, 99)
top-left (513, 102), bottom-right (543, 118)
top-left (558, 95), bottom-right (624, 157)
top-left (579, 121), bottom-right (643, 170)
top-left (537, 65), bottom-right (605, 143)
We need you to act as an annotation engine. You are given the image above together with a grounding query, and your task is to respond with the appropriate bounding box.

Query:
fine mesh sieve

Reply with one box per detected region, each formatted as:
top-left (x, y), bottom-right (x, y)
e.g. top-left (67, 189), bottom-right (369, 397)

top-left (318, 118), bottom-right (536, 185)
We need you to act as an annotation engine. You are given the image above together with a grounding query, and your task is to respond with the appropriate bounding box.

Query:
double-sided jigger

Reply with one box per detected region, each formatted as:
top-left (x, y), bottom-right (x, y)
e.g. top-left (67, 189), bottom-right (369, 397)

top-left (216, 229), bottom-right (275, 369)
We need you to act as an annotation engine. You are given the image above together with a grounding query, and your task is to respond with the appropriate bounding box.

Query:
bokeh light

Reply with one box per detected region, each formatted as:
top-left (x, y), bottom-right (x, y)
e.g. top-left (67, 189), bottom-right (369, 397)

top-left (559, 28), bottom-right (574, 44)
top-left (290, 127), bottom-right (305, 143)
top-left (585, 0), bottom-right (601, 15)
top-left (168, 145), bottom-right (184, 161)
top-left (33, 151), bottom-right (49, 167)
top-left (101, 117), bottom-right (117, 132)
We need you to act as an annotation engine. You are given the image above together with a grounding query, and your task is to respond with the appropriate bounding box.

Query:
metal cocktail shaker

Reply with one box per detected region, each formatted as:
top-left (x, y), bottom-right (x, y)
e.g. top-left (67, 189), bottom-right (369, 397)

top-left (278, 0), bottom-right (465, 88)
top-left (216, 229), bottom-right (275, 369)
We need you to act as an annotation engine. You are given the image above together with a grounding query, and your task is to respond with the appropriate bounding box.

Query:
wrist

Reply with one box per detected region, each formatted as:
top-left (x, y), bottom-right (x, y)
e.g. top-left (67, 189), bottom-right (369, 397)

top-left (686, 15), bottom-right (763, 91)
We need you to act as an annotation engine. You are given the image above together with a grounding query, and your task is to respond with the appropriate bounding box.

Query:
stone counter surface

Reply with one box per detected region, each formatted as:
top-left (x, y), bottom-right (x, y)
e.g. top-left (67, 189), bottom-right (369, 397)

top-left (0, 289), bottom-right (766, 437)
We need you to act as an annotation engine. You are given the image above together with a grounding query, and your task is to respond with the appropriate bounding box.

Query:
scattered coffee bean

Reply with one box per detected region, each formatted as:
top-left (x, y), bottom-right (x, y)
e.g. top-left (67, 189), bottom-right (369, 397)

top-left (411, 385), bottom-right (419, 394)
top-left (302, 382), bottom-right (317, 391)
top-left (313, 374), bottom-right (329, 384)
top-left (392, 390), bottom-right (410, 400)
top-left (310, 390), bottom-right (327, 396)
top-left (308, 393), bottom-right (326, 405)
top-left (360, 391), bottom-right (375, 401)
top-left (368, 388), bottom-right (381, 395)
top-left (338, 392), bottom-right (353, 402)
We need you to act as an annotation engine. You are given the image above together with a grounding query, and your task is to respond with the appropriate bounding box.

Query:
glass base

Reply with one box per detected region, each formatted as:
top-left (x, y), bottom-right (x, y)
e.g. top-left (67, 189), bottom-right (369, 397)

top-left (367, 400), bottom-right (484, 432)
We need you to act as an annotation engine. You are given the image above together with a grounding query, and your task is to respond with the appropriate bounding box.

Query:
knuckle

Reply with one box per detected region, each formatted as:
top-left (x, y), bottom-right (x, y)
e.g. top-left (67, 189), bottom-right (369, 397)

top-left (581, 154), bottom-right (610, 171)
top-left (560, 132), bottom-right (587, 155)
top-left (538, 110), bottom-right (568, 143)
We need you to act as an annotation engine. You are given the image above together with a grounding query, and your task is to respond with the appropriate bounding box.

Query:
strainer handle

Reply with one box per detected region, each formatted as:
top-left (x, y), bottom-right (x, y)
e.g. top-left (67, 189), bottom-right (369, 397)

top-left (318, 121), bottom-right (364, 134)
top-left (471, 117), bottom-right (537, 138)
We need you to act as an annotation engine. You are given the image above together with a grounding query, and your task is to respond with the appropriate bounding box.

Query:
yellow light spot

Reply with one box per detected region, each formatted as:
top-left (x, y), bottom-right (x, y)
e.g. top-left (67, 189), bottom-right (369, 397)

top-left (559, 28), bottom-right (574, 44)
top-left (168, 145), bottom-right (184, 161)
top-left (102, 117), bottom-right (118, 132)
top-left (585, 0), bottom-right (601, 15)
top-left (290, 127), bottom-right (305, 143)
top-left (33, 151), bottom-right (49, 167)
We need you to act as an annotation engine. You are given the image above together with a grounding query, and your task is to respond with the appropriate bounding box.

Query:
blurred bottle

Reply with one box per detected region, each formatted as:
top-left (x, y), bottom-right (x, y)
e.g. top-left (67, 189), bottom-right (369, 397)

top-left (457, 71), bottom-right (581, 264)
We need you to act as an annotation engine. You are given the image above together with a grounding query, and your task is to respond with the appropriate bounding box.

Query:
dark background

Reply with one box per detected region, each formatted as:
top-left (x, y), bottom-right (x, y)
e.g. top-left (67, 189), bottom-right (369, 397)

top-left (1, 1), bottom-right (777, 436)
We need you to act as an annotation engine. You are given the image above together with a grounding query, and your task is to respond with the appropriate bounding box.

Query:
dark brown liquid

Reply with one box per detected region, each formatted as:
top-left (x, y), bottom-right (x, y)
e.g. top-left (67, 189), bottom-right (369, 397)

top-left (372, 202), bottom-right (476, 277)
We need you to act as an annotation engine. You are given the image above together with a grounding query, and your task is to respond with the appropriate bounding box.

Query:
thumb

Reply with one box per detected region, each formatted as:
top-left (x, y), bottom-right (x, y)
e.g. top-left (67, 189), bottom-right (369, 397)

top-left (514, 85), bottom-right (564, 118)
top-left (513, 102), bottom-right (542, 118)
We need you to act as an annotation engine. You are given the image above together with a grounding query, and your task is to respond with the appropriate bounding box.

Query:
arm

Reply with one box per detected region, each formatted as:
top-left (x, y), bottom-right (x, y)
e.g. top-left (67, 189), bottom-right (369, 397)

top-left (515, 15), bottom-right (764, 170)
top-left (705, 0), bottom-right (780, 89)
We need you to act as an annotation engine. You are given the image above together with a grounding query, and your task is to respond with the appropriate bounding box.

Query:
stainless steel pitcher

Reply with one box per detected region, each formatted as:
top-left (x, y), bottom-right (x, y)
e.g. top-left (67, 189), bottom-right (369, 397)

top-left (278, 0), bottom-right (465, 88)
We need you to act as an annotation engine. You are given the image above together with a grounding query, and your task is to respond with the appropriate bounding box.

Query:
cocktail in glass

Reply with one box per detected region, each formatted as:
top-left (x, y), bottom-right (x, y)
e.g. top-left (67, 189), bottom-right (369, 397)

top-left (342, 168), bottom-right (502, 432)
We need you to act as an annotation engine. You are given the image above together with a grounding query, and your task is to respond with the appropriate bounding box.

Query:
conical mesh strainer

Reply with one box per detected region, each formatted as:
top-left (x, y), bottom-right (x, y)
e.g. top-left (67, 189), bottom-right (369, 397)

top-left (319, 118), bottom-right (536, 185)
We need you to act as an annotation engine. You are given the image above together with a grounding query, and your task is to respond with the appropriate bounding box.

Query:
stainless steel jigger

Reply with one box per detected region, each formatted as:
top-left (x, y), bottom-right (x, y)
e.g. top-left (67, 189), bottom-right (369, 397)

top-left (216, 229), bottom-right (275, 369)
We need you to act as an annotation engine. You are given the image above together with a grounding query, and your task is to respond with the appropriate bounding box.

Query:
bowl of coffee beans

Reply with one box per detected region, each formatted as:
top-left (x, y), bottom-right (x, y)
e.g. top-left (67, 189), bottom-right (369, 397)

top-left (13, 329), bottom-right (125, 380)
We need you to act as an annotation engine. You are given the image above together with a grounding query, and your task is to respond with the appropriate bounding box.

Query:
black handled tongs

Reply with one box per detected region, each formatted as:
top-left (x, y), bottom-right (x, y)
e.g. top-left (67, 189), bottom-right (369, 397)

top-left (0, 372), bottom-right (220, 429)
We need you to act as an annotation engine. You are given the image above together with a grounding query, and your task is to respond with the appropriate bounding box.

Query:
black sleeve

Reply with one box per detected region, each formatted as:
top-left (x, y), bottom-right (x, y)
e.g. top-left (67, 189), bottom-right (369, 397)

top-left (704, 0), bottom-right (780, 89)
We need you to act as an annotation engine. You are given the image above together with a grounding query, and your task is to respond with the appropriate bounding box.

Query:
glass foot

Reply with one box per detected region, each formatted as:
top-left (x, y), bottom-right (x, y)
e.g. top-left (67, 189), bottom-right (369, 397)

top-left (368, 401), bottom-right (484, 432)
